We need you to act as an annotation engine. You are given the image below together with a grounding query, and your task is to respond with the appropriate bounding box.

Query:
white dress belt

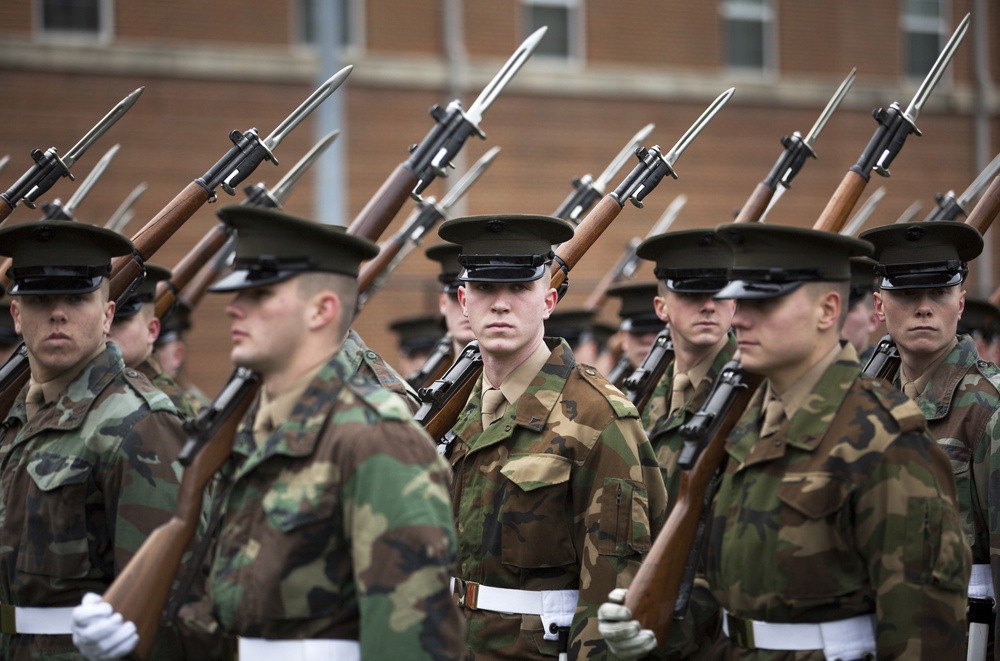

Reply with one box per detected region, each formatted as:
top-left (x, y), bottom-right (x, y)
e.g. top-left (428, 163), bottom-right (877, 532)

top-left (723, 609), bottom-right (876, 659)
top-left (452, 578), bottom-right (578, 641)
top-left (969, 563), bottom-right (995, 601)
top-left (238, 637), bottom-right (360, 661)
top-left (0, 605), bottom-right (74, 635)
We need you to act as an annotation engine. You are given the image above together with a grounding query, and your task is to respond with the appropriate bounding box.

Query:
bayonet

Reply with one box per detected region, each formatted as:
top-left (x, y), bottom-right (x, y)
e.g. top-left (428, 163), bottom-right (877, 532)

top-left (924, 151), bottom-right (1000, 221)
top-left (0, 156), bottom-right (9, 178)
top-left (0, 87), bottom-right (142, 219)
top-left (615, 88), bottom-right (734, 208)
top-left (894, 200), bottom-right (923, 224)
top-left (105, 182), bottom-right (147, 233)
top-left (197, 66), bottom-right (352, 199)
top-left (242, 130), bottom-right (341, 208)
top-left (841, 186), bottom-right (885, 236)
top-left (43, 143), bottom-right (121, 221)
top-left (554, 123), bottom-right (656, 223)
top-left (410, 27), bottom-right (545, 197)
top-left (737, 70), bottom-right (855, 224)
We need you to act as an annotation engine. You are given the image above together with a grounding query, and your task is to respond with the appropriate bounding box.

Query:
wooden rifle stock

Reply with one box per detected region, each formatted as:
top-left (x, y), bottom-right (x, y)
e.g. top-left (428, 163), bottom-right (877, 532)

top-left (414, 341), bottom-right (483, 442)
top-left (103, 368), bottom-right (259, 660)
top-left (733, 181), bottom-right (775, 225)
top-left (357, 228), bottom-right (408, 294)
top-left (0, 198), bottom-right (12, 225)
top-left (406, 335), bottom-right (455, 390)
top-left (154, 224), bottom-right (232, 319)
top-left (964, 174), bottom-right (1000, 236)
top-left (624, 363), bottom-right (761, 645)
top-left (813, 170), bottom-right (868, 234)
top-left (347, 164), bottom-right (417, 242)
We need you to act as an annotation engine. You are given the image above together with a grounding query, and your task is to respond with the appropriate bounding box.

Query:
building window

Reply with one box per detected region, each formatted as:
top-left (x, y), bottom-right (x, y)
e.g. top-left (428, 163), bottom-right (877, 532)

top-left (298, 0), bottom-right (361, 49)
top-left (721, 0), bottom-right (775, 72)
top-left (37, 0), bottom-right (109, 38)
top-left (901, 0), bottom-right (948, 79)
top-left (523, 0), bottom-right (581, 61)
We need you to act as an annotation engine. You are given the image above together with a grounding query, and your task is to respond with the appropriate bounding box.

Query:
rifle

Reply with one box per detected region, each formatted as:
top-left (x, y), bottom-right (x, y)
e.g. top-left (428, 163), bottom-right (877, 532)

top-left (0, 88), bottom-right (141, 225)
top-left (405, 334), bottom-right (456, 390)
top-left (553, 123), bottom-right (655, 224)
top-left (356, 145), bottom-right (501, 306)
top-left (622, 329), bottom-right (674, 411)
top-left (0, 67), bottom-right (349, 426)
top-left (863, 172), bottom-right (1000, 382)
top-left (103, 367), bottom-right (260, 660)
top-left (624, 362), bottom-right (762, 642)
top-left (582, 193), bottom-right (686, 312)
top-left (736, 68), bottom-right (855, 224)
top-left (839, 186), bottom-right (886, 237)
top-left (625, 20), bottom-right (970, 645)
top-left (813, 15), bottom-right (969, 233)
top-left (923, 151), bottom-right (1000, 221)
top-left (415, 88), bottom-right (735, 443)
top-left (346, 28), bottom-right (545, 242)
top-left (893, 200), bottom-right (923, 224)
top-left (154, 130), bottom-right (341, 319)
top-left (40, 143), bottom-right (120, 221)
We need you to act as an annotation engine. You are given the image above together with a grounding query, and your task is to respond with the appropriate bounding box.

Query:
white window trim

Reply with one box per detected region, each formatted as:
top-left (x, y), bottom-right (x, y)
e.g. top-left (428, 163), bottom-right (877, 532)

top-left (900, 0), bottom-right (951, 81)
top-left (719, 0), bottom-right (777, 76)
top-left (33, 0), bottom-right (113, 45)
top-left (521, 0), bottom-right (584, 65)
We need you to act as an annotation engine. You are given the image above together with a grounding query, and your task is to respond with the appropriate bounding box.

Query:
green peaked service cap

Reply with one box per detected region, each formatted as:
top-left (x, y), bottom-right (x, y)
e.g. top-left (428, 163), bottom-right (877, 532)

top-left (424, 242), bottom-right (464, 294)
top-left (389, 313), bottom-right (446, 355)
top-left (209, 206), bottom-right (379, 293)
top-left (115, 264), bottom-right (172, 319)
top-left (714, 223), bottom-right (873, 300)
top-left (438, 214), bottom-right (574, 282)
top-left (636, 229), bottom-right (732, 293)
top-left (606, 281), bottom-right (663, 333)
top-left (0, 221), bottom-right (134, 295)
top-left (859, 221), bottom-right (982, 290)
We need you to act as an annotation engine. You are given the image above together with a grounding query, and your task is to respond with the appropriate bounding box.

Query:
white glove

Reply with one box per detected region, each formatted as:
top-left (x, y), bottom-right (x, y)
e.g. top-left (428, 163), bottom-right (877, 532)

top-left (597, 588), bottom-right (658, 659)
top-left (72, 592), bottom-right (139, 661)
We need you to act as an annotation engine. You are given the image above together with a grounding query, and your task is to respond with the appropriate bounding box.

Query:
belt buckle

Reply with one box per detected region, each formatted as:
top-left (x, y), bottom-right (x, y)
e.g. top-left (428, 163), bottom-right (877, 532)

top-left (726, 612), bottom-right (755, 649)
top-left (0, 604), bottom-right (15, 635)
top-left (456, 580), bottom-right (480, 610)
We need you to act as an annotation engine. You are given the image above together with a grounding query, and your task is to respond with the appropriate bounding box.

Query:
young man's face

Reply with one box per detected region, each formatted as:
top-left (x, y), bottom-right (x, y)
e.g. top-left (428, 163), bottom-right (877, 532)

top-left (12, 288), bottom-right (114, 382)
top-left (224, 278), bottom-right (311, 377)
top-left (107, 308), bottom-right (158, 368)
top-left (654, 290), bottom-right (735, 353)
top-left (874, 286), bottom-right (964, 359)
top-left (619, 329), bottom-right (659, 369)
top-left (730, 286), bottom-right (824, 384)
top-left (457, 278), bottom-right (557, 362)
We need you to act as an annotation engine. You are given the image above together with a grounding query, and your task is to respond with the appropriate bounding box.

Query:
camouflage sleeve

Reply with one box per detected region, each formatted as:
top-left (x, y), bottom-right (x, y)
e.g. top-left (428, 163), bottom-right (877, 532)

top-left (982, 406), bottom-right (1000, 643)
top-left (573, 414), bottom-right (667, 659)
top-left (347, 420), bottom-right (464, 660)
top-left (857, 430), bottom-right (970, 657)
top-left (102, 410), bottom-right (185, 570)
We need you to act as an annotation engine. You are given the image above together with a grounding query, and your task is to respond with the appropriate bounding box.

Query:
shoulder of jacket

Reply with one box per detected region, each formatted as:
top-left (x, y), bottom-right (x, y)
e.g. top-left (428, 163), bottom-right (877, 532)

top-left (855, 376), bottom-right (926, 434)
top-left (342, 375), bottom-right (412, 423)
top-left (117, 367), bottom-right (177, 414)
top-left (573, 364), bottom-right (640, 420)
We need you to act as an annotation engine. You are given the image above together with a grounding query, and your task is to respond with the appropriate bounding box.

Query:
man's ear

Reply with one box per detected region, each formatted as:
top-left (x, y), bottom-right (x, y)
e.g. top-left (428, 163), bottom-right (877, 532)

top-left (457, 285), bottom-right (468, 315)
top-left (309, 291), bottom-right (341, 331)
top-left (653, 295), bottom-right (670, 324)
top-left (816, 289), bottom-right (841, 332)
top-left (872, 291), bottom-right (886, 322)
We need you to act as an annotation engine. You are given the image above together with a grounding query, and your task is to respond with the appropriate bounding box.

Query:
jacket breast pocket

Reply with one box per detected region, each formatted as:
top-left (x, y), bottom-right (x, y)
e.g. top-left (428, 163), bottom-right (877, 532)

top-left (500, 454), bottom-right (576, 569)
top-left (18, 455), bottom-right (94, 578)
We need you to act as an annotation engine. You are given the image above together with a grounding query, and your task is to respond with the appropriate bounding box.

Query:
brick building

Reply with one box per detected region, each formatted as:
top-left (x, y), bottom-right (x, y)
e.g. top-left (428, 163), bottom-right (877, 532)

top-left (1, 0), bottom-right (997, 395)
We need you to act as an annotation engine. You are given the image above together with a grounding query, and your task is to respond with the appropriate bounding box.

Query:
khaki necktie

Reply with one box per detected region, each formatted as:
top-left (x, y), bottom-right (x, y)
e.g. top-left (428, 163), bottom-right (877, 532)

top-left (669, 372), bottom-right (692, 417)
top-left (759, 397), bottom-right (785, 438)
top-left (481, 387), bottom-right (507, 427)
top-left (902, 380), bottom-right (920, 399)
top-left (25, 383), bottom-right (46, 421)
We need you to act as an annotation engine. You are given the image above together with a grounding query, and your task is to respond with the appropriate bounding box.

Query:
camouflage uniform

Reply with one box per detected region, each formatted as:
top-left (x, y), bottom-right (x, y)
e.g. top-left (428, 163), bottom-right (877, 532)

top-left (448, 338), bottom-right (667, 659)
top-left (197, 348), bottom-right (463, 658)
top-left (668, 343), bottom-right (970, 659)
top-left (136, 353), bottom-right (204, 420)
top-left (342, 328), bottom-right (421, 412)
top-left (0, 343), bottom-right (186, 661)
top-left (892, 334), bottom-right (1000, 645)
top-left (642, 333), bottom-right (737, 507)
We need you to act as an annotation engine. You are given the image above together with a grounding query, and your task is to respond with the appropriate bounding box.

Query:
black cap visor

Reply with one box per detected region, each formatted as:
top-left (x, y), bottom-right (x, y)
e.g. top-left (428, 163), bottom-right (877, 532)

top-left (458, 254), bottom-right (551, 283)
top-left (7, 265), bottom-right (109, 296)
top-left (876, 261), bottom-right (966, 290)
top-left (209, 257), bottom-right (326, 293)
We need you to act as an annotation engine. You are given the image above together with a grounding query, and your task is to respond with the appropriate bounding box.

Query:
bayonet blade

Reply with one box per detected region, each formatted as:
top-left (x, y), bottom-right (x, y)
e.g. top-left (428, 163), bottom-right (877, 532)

top-left (664, 88), bottom-right (735, 167)
top-left (64, 143), bottom-right (120, 216)
top-left (903, 13), bottom-right (970, 123)
top-left (649, 194), bottom-right (688, 238)
top-left (592, 124), bottom-right (656, 194)
top-left (841, 186), bottom-right (886, 236)
top-left (262, 66), bottom-right (353, 153)
top-left (957, 151), bottom-right (1000, 209)
top-left (894, 200), bottom-right (922, 224)
top-left (105, 182), bottom-right (147, 233)
top-left (465, 27), bottom-right (547, 126)
top-left (439, 146), bottom-right (501, 211)
top-left (269, 130), bottom-right (340, 205)
top-left (0, 155), bottom-right (9, 178)
top-left (64, 88), bottom-right (143, 169)
top-left (801, 68), bottom-right (856, 152)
